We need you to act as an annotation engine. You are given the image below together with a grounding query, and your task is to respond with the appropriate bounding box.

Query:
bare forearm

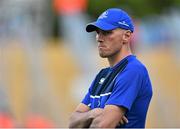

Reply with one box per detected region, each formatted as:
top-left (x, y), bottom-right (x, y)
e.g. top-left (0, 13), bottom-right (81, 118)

top-left (69, 108), bottom-right (104, 128)
top-left (89, 105), bottom-right (126, 128)
top-left (69, 111), bottom-right (93, 128)
top-left (90, 115), bottom-right (119, 128)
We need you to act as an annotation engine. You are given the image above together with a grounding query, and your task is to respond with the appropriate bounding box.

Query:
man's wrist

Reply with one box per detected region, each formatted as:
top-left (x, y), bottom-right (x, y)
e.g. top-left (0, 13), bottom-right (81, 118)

top-left (88, 110), bottom-right (94, 119)
top-left (88, 108), bottom-right (104, 119)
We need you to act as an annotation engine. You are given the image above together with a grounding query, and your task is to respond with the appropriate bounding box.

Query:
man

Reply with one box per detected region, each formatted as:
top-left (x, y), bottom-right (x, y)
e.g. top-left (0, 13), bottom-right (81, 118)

top-left (69, 8), bottom-right (153, 128)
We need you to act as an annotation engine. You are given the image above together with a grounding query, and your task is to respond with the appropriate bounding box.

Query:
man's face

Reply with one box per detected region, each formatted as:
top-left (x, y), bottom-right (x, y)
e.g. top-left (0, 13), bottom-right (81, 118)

top-left (96, 28), bottom-right (126, 58)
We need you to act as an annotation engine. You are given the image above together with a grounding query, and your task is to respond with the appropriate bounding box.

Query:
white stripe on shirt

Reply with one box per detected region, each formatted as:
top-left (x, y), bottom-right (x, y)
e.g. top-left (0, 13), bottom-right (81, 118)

top-left (90, 92), bottom-right (112, 99)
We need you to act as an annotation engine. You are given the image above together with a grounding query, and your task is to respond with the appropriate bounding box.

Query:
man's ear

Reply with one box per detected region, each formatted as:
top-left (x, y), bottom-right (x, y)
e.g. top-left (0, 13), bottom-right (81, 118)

top-left (123, 30), bottom-right (132, 44)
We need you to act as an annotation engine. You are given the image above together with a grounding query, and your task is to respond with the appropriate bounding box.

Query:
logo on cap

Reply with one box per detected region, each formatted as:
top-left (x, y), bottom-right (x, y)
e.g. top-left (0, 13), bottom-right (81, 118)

top-left (98, 11), bottom-right (108, 19)
top-left (118, 21), bottom-right (129, 27)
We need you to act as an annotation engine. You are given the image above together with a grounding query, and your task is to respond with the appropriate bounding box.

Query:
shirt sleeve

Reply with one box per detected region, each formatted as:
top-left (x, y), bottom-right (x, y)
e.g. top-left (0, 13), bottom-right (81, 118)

top-left (81, 89), bottom-right (91, 106)
top-left (105, 69), bottom-right (143, 111)
top-left (81, 79), bottom-right (95, 106)
top-left (81, 68), bottom-right (109, 107)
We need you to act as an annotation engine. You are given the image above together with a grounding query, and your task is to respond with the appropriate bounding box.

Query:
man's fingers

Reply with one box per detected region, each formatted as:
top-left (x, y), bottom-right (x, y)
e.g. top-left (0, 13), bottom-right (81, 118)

top-left (120, 119), bottom-right (124, 125)
top-left (90, 108), bottom-right (103, 118)
top-left (118, 116), bottom-right (128, 125)
top-left (122, 116), bottom-right (128, 123)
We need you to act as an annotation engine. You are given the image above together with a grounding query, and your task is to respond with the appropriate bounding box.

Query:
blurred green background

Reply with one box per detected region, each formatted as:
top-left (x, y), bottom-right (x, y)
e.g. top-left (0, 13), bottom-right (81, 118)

top-left (88, 0), bottom-right (180, 17)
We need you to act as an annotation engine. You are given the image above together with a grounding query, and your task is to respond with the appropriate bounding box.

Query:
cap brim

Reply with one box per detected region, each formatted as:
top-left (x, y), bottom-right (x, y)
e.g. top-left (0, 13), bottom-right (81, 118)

top-left (86, 20), bottom-right (117, 32)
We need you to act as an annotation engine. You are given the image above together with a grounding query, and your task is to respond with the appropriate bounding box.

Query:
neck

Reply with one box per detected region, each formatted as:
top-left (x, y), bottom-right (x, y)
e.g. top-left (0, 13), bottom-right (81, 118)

top-left (108, 47), bottom-right (132, 67)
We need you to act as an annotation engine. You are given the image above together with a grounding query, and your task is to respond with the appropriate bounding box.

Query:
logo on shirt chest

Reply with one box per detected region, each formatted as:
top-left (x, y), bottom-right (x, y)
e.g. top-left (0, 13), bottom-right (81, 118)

top-left (99, 78), bottom-right (105, 84)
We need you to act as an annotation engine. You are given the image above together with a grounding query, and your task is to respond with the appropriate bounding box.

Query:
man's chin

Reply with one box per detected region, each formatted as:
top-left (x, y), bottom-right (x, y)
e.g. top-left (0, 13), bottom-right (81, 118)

top-left (99, 54), bottom-right (108, 58)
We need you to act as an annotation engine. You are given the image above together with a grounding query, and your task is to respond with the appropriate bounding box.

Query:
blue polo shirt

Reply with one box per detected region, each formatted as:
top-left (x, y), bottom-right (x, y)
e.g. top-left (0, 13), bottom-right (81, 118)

top-left (82, 55), bottom-right (153, 128)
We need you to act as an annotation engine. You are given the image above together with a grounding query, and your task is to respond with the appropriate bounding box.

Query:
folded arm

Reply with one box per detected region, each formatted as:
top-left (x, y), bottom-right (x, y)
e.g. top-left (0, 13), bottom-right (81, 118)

top-left (90, 105), bottom-right (127, 128)
top-left (69, 103), bottom-right (127, 128)
top-left (69, 103), bottom-right (103, 128)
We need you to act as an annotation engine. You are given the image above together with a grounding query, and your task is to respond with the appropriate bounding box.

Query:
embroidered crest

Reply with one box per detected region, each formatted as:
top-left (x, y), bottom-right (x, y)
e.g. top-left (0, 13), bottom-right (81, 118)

top-left (99, 78), bottom-right (105, 84)
top-left (118, 21), bottom-right (129, 27)
top-left (98, 11), bottom-right (108, 19)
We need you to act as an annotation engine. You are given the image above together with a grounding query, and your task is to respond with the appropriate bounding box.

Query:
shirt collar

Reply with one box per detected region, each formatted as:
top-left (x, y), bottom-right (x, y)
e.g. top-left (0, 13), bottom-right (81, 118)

top-left (110, 55), bottom-right (136, 71)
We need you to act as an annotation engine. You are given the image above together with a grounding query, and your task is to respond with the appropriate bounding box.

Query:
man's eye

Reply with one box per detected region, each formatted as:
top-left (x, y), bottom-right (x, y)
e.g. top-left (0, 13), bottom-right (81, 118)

top-left (102, 30), bottom-right (112, 35)
top-left (96, 30), bottom-right (100, 34)
top-left (96, 30), bottom-right (112, 35)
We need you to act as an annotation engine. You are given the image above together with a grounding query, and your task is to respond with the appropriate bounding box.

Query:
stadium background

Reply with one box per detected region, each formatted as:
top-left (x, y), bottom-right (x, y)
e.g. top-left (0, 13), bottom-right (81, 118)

top-left (0, 0), bottom-right (180, 127)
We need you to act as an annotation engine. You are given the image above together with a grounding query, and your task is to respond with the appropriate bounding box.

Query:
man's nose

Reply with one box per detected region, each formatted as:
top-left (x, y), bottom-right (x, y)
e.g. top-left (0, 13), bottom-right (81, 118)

top-left (96, 33), bottom-right (104, 42)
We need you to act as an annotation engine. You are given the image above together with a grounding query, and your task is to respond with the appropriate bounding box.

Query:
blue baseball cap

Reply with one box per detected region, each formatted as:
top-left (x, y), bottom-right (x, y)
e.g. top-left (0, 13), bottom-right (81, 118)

top-left (86, 8), bottom-right (134, 33)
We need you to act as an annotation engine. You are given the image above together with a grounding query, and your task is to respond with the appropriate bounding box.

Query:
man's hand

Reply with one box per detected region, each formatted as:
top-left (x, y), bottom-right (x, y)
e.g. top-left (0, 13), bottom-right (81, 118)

top-left (89, 108), bottom-right (104, 119)
top-left (120, 116), bottom-right (128, 125)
